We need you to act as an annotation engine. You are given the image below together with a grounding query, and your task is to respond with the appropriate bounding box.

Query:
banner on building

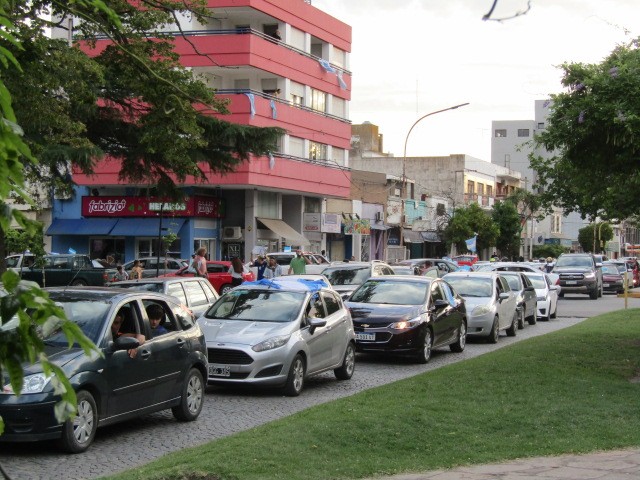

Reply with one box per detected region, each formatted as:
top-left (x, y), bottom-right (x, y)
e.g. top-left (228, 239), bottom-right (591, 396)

top-left (82, 196), bottom-right (224, 218)
top-left (322, 213), bottom-right (341, 233)
top-left (344, 219), bottom-right (371, 235)
top-left (303, 213), bottom-right (321, 232)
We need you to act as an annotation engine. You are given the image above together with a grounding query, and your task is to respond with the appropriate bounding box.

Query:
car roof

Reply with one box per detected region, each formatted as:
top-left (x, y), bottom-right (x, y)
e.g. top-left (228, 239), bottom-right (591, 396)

top-left (444, 271), bottom-right (498, 278)
top-left (114, 277), bottom-right (205, 285)
top-left (237, 278), bottom-right (331, 294)
top-left (45, 286), bottom-right (174, 301)
top-left (362, 274), bottom-right (434, 283)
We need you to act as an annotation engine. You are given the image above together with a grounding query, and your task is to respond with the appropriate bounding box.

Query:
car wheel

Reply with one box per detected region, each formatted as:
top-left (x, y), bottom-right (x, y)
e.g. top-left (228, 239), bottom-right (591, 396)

top-left (172, 368), bottom-right (204, 421)
top-left (517, 307), bottom-right (525, 329)
top-left (284, 354), bottom-right (305, 396)
top-left (589, 287), bottom-right (598, 300)
top-left (449, 321), bottom-right (466, 353)
top-left (59, 390), bottom-right (97, 453)
top-left (506, 311), bottom-right (518, 337)
top-left (598, 284), bottom-right (603, 297)
top-left (334, 342), bottom-right (356, 380)
top-left (488, 317), bottom-right (499, 344)
top-left (71, 279), bottom-right (87, 286)
top-left (219, 284), bottom-right (233, 295)
top-left (559, 292), bottom-right (564, 298)
top-left (415, 328), bottom-right (433, 364)
top-left (528, 308), bottom-right (537, 325)
top-left (550, 302), bottom-right (558, 319)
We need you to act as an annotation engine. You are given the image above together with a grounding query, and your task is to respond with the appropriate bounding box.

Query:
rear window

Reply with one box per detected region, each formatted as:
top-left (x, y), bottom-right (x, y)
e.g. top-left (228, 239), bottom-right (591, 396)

top-left (322, 266), bottom-right (371, 285)
top-left (444, 276), bottom-right (493, 297)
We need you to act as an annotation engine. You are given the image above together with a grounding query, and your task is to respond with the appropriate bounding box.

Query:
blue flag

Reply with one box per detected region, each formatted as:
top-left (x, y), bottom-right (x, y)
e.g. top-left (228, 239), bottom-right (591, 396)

top-left (464, 236), bottom-right (477, 253)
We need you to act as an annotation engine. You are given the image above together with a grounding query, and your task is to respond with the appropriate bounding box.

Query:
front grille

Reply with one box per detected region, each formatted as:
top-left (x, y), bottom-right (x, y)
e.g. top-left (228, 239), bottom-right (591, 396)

top-left (208, 348), bottom-right (254, 365)
top-left (560, 274), bottom-right (584, 280)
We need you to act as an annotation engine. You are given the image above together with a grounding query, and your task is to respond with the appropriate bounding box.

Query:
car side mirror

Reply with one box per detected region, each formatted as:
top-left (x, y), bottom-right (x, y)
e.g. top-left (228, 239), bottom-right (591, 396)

top-left (308, 317), bottom-right (327, 335)
top-left (525, 286), bottom-right (535, 292)
top-left (112, 336), bottom-right (140, 351)
top-left (498, 292), bottom-right (510, 301)
top-left (432, 299), bottom-right (449, 311)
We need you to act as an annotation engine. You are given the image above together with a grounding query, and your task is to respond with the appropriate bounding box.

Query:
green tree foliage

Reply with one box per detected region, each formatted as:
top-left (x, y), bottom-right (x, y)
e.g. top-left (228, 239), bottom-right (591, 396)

top-left (532, 244), bottom-right (569, 260)
top-left (444, 203), bottom-right (499, 254)
top-left (4, 226), bottom-right (45, 257)
top-left (491, 200), bottom-right (522, 259)
top-left (577, 223), bottom-right (614, 253)
top-left (530, 38), bottom-right (640, 220)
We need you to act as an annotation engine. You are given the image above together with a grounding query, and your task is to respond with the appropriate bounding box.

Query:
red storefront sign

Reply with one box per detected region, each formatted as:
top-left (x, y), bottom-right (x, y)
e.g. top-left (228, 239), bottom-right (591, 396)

top-left (81, 196), bottom-right (224, 218)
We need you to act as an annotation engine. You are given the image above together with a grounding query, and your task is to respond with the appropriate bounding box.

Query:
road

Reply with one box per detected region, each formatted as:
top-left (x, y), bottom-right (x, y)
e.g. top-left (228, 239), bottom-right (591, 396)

top-left (1, 293), bottom-right (639, 480)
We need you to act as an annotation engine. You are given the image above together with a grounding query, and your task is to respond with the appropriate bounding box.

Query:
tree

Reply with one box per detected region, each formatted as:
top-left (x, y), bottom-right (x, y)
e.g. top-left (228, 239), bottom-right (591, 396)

top-left (577, 223), bottom-right (614, 253)
top-left (444, 203), bottom-right (499, 254)
top-left (491, 200), bottom-right (522, 260)
top-left (530, 38), bottom-right (640, 221)
top-left (532, 244), bottom-right (569, 260)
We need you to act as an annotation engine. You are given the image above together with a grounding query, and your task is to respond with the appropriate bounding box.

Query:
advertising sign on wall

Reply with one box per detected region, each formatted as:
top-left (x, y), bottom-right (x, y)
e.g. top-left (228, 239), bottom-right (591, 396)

top-left (322, 213), bottom-right (341, 233)
top-left (303, 213), bottom-right (321, 232)
top-left (344, 219), bottom-right (371, 235)
top-left (82, 196), bottom-right (224, 218)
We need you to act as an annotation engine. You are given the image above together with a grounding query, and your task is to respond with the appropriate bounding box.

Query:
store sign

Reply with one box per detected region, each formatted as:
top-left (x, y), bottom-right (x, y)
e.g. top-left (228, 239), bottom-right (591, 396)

top-left (82, 196), bottom-right (224, 218)
top-left (344, 219), bottom-right (371, 235)
top-left (303, 213), bottom-right (321, 232)
top-left (322, 213), bottom-right (341, 233)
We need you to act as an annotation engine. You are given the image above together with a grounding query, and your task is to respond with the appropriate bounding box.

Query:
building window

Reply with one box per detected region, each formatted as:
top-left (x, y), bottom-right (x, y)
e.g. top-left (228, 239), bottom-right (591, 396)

top-left (257, 191), bottom-right (278, 218)
top-left (467, 180), bottom-right (475, 195)
top-left (494, 129), bottom-right (507, 137)
top-left (551, 214), bottom-right (562, 234)
top-left (234, 79), bottom-right (250, 90)
top-left (518, 129), bottom-right (530, 137)
top-left (537, 122), bottom-right (545, 129)
top-left (477, 183), bottom-right (484, 196)
top-left (309, 142), bottom-right (327, 160)
top-left (310, 88), bottom-right (326, 113)
top-left (486, 185), bottom-right (493, 197)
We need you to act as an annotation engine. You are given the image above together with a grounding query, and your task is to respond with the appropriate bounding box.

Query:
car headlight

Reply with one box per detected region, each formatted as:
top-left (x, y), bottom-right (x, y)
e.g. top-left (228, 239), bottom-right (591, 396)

top-left (2, 373), bottom-right (52, 395)
top-left (252, 334), bottom-right (291, 352)
top-left (583, 272), bottom-right (595, 279)
top-left (471, 305), bottom-right (492, 316)
top-left (389, 316), bottom-right (422, 330)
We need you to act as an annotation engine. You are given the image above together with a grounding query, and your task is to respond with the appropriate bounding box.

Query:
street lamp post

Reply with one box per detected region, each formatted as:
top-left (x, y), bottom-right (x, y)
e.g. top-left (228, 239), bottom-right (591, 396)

top-left (400, 103), bottom-right (470, 253)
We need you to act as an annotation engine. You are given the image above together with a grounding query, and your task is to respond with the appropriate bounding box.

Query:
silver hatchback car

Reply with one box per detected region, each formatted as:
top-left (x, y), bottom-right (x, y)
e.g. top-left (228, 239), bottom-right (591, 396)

top-left (197, 278), bottom-right (356, 396)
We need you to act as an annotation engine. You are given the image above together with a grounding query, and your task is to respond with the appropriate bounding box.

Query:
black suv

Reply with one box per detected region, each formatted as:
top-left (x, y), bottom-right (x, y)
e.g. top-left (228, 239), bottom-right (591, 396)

top-left (552, 253), bottom-right (603, 300)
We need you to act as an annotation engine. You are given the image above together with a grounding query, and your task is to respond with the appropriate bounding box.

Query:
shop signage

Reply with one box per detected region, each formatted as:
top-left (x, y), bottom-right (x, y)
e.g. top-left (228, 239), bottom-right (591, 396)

top-left (82, 196), bottom-right (224, 218)
top-left (344, 219), bottom-right (371, 235)
top-left (322, 213), bottom-right (341, 233)
top-left (303, 213), bottom-right (321, 232)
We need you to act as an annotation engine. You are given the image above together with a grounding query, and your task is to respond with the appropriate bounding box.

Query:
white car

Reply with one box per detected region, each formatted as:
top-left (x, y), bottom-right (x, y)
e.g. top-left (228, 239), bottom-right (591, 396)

top-left (197, 278), bottom-right (355, 396)
top-left (442, 272), bottom-right (518, 343)
top-left (524, 272), bottom-right (561, 320)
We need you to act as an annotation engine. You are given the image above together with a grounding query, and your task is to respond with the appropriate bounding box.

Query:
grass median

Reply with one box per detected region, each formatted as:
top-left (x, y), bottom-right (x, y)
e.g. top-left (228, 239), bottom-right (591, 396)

top-left (107, 309), bottom-right (640, 480)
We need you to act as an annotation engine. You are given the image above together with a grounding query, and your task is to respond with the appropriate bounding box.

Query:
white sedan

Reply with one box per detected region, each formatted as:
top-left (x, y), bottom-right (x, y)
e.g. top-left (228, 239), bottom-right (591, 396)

top-left (524, 272), bottom-right (561, 320)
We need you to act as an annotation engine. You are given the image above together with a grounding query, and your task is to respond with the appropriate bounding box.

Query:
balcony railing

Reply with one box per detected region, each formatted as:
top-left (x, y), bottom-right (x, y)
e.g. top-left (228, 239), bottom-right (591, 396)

top-left (464, 193), bottom-right (495, 207)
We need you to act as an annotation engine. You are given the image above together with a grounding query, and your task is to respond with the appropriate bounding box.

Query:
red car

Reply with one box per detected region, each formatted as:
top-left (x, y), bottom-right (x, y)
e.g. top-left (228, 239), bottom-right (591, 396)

top-left (160, 260), bottom-right (254, 294)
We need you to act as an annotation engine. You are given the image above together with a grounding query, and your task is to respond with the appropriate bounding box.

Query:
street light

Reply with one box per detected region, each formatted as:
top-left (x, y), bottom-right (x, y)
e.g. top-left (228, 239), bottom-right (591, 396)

top-left (400, 102), bottom-right (470, 251)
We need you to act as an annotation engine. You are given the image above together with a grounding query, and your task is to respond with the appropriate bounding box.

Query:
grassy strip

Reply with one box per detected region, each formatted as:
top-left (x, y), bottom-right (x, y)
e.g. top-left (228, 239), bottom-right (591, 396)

top-left (108, 310), bottom-right (640, 480)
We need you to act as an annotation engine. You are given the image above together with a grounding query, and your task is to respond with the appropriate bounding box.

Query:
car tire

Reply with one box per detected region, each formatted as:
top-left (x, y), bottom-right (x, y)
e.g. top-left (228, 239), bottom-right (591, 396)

top-left (449, 321), bottom-right (466, 353)
top-left (334, 342), bottom-right (356, 380)
top-left (589, 287), bottom-right (598, 300)
top-left (488, 317), bottom-right (499, 344)
top-left (59, 390), bottom-right (97, 453)
top-left (506, 312), bottom-right (518, 337)
top-left (517, 307), bottom-right (526, 329)
top-left (284, 354), bottom-right (305, 396)
top-left (550, 302), bottom-right (558, 319)
top-left (172, 368), bottom-right (204, 421)
top-left (415, 328), bottom-right (432, 364)
top-left (71, 279), bottom-right (88, 286)
top-left (220, 284), bottom-right (233, 295)
top-left (528, 308), bottom-right (537, 326)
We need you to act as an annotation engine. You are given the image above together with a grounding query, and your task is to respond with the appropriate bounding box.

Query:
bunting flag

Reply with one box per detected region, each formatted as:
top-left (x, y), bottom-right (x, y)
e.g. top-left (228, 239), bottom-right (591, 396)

top-left (270, 99), bottom-right (277, 119)
top-left (268, 152), bottom-right (275, 169)
top-left (318, 58), bottom-right (336, 73)
top-left (337, 71), bottom-right (347, 90)
top-left (465, 235), bottom-right (477, 253)
top-left (244, 93), bottom-right (255, 117)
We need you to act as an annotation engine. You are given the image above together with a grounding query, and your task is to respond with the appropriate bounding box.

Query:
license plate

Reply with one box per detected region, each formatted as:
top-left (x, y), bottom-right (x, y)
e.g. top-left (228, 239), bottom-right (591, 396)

top-left (356, 332), bottom-right (375, 341)
top-left (209, 364), bottom-right (231, 377)
top-left (565, 281), bottom-right (577, 285)
top-left (603, 283), bottom-right (609, 287)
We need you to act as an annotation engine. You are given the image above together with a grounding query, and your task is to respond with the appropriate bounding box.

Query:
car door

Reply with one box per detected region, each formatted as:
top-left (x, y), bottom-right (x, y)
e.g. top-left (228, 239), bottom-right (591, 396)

top-left (300, 292), bottom-right (333, 372)
top-left (496, 276), bottom-right (516, 329)
top-left (320, 290), bottom-right (351, 365)
top-left (206, 263), bottom-right (230, 293)
top-left (520, 274), bottom-right (536, 317)
top-left (182, 279), bottom-right (214, 317)
top-left (428, 281), bottom-right (454, 345)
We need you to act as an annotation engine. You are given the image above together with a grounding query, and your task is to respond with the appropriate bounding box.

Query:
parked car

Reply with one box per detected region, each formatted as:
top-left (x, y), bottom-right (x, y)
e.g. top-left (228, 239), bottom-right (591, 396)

top-left (600, 264), bottom-right (625, 294)
top-left (161, 260), bottom-right (254, 295)
top-left (110, 277), bottom-right (219, 317)
top-left (475, 262), bottom-right (543, 273)
top-left (17, 254), bottom-right (116, 287)
top-left (261, 251), bottom-right (330, 275)
top-left (524, 272), bottom-right (561, 321)
top-left (197, 278), bottom-right (356, 396)
top-left (5, 253), bottom-right (36, 272)
top-left (499, 271), bottom-right (538, 327)
top-left (121, 257), bottom-right (188, 278)
top-left (442, 272), bottom-right (518, 343)
top-left (452, 254), bottom-right (478, 267)
top-left (321, 261), bottom-right (395, 300)
top-left (391, 265), bottom-right (415, 275)
top-left (552, 253), bottom-right (603, 300)
top-left (392, 258), bottom-right (459, 274)
top-left (605, 261), bottom-right (634, 290)
top-left (273, 274), bottom-right (333, 289)
top-left (0, 287), bottom-right (208, 452)
top-left (345, 276), bottom-right (466, 363)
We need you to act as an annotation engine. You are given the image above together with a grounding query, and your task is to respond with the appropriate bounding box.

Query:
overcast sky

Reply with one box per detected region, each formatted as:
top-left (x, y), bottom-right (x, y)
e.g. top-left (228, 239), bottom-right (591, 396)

top-left (312, 0), bottom-right (638, 161)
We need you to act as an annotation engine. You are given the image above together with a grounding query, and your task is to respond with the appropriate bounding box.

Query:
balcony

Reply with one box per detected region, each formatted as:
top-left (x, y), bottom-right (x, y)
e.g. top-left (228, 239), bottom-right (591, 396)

top-left (464, 193), bottom-right (495, 208)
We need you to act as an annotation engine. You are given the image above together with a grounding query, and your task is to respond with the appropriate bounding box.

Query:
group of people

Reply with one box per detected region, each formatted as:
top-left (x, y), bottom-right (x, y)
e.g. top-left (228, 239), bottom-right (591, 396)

top-left (251, 249), bottom-right (310, 280)
top-left (111, 303), bottom-right (168, 358)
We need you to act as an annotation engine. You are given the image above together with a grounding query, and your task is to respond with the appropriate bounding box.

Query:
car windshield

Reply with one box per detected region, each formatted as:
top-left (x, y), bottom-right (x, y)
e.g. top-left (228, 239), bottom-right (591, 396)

top-left (444, 276), bottom-right (493, 297)
top-left (474, 264), bottom-right (494, 272)
top-left (601, 265), bottom-right (619, 275)
top-left (41, 299), bottom-right (111, 345)
top-left (322, 266), bottom-right (370, 285)
top-left (204, 289), bottom-right (305, 323)
top-left (114, 282), bottom-right (164, 293)
top-left (525, 275), bottom-right (547, 289)
top-left (350, 279), bottom-right (428, 305)
top-left (555, 256), bottom-right (593, 268)
top-left (502, 275), bottom-right (522, 290)
top-left (608, 263), bottom-right (626, 274)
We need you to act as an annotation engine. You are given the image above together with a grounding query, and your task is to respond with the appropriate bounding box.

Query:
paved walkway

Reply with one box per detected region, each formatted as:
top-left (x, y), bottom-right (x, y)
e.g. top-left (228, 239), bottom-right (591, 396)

top-left (370, 448), bottom-right (640, 479)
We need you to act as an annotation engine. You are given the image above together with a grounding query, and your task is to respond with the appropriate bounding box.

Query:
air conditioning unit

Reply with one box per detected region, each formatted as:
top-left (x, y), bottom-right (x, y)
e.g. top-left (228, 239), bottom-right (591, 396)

top-left (222, 226), bottom-right (243, 240)
top-left (374, 212), bottom-right (384, 222)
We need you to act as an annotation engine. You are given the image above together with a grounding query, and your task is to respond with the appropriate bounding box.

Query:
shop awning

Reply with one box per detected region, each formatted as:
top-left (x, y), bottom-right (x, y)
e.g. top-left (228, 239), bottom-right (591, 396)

top-left (46, 218), bottom-right (118, 236)
top-left (403, 230), bottom-right (424, 244)
top-left (370, 223), bottom-right (391, 230)
top-left (257, 217), bottom-right (310, 246)
top-left (110, 218), bottom-right (186, 237)
top-left (421, 231), bottom-right (442, 243)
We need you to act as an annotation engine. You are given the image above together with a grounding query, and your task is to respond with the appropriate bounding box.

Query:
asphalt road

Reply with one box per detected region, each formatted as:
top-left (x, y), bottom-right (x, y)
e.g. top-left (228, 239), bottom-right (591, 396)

top-left (2, 292), bottom-right (639, 480)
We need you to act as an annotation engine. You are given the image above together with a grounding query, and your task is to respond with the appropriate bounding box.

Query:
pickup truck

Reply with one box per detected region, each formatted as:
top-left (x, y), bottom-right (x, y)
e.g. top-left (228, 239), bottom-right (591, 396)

top-left (17, 254), bottom-right (117, 287)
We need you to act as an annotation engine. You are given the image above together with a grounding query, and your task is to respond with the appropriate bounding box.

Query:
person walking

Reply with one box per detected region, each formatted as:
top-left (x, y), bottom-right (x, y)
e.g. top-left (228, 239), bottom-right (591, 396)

top-left (264, 257), bottom-right (282, 279)
top-left (229, 257), bottom-right (244, 286)
top-left (288, 250), bottom-right (309, 275)
top-left (192, 247), bottom-right (208, 278)
top-left (253, 255), bottom-right (267, 280)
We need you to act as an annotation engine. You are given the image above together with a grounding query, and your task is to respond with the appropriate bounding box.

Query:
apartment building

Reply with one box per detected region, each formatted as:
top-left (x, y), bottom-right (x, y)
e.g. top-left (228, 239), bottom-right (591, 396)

top-left (48, 1), bottom-right (352, 263)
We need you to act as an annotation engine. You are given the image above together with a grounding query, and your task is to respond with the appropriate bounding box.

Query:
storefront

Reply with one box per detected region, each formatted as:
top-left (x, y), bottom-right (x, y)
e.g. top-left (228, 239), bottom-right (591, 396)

top-left (47, 191), bottom-right (223, 263)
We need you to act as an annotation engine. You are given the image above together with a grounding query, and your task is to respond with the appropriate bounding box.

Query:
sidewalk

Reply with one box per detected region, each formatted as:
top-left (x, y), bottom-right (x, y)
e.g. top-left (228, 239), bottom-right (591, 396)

top-left (370, 448), bottom-right (640, 479)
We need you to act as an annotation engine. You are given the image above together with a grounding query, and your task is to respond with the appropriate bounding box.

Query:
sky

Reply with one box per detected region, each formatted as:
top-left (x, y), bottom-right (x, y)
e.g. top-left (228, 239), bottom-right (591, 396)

top-left (312, 0), bottom-right (638, 161)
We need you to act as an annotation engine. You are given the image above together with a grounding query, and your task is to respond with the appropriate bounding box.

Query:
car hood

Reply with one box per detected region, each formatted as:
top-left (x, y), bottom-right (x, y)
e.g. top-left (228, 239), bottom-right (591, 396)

top-left (23, 346), bottom-right (85, 375)
top-left (346, 303), bottom-right (422, 325)
top-left (198, 318), bottom-right (292, 346)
